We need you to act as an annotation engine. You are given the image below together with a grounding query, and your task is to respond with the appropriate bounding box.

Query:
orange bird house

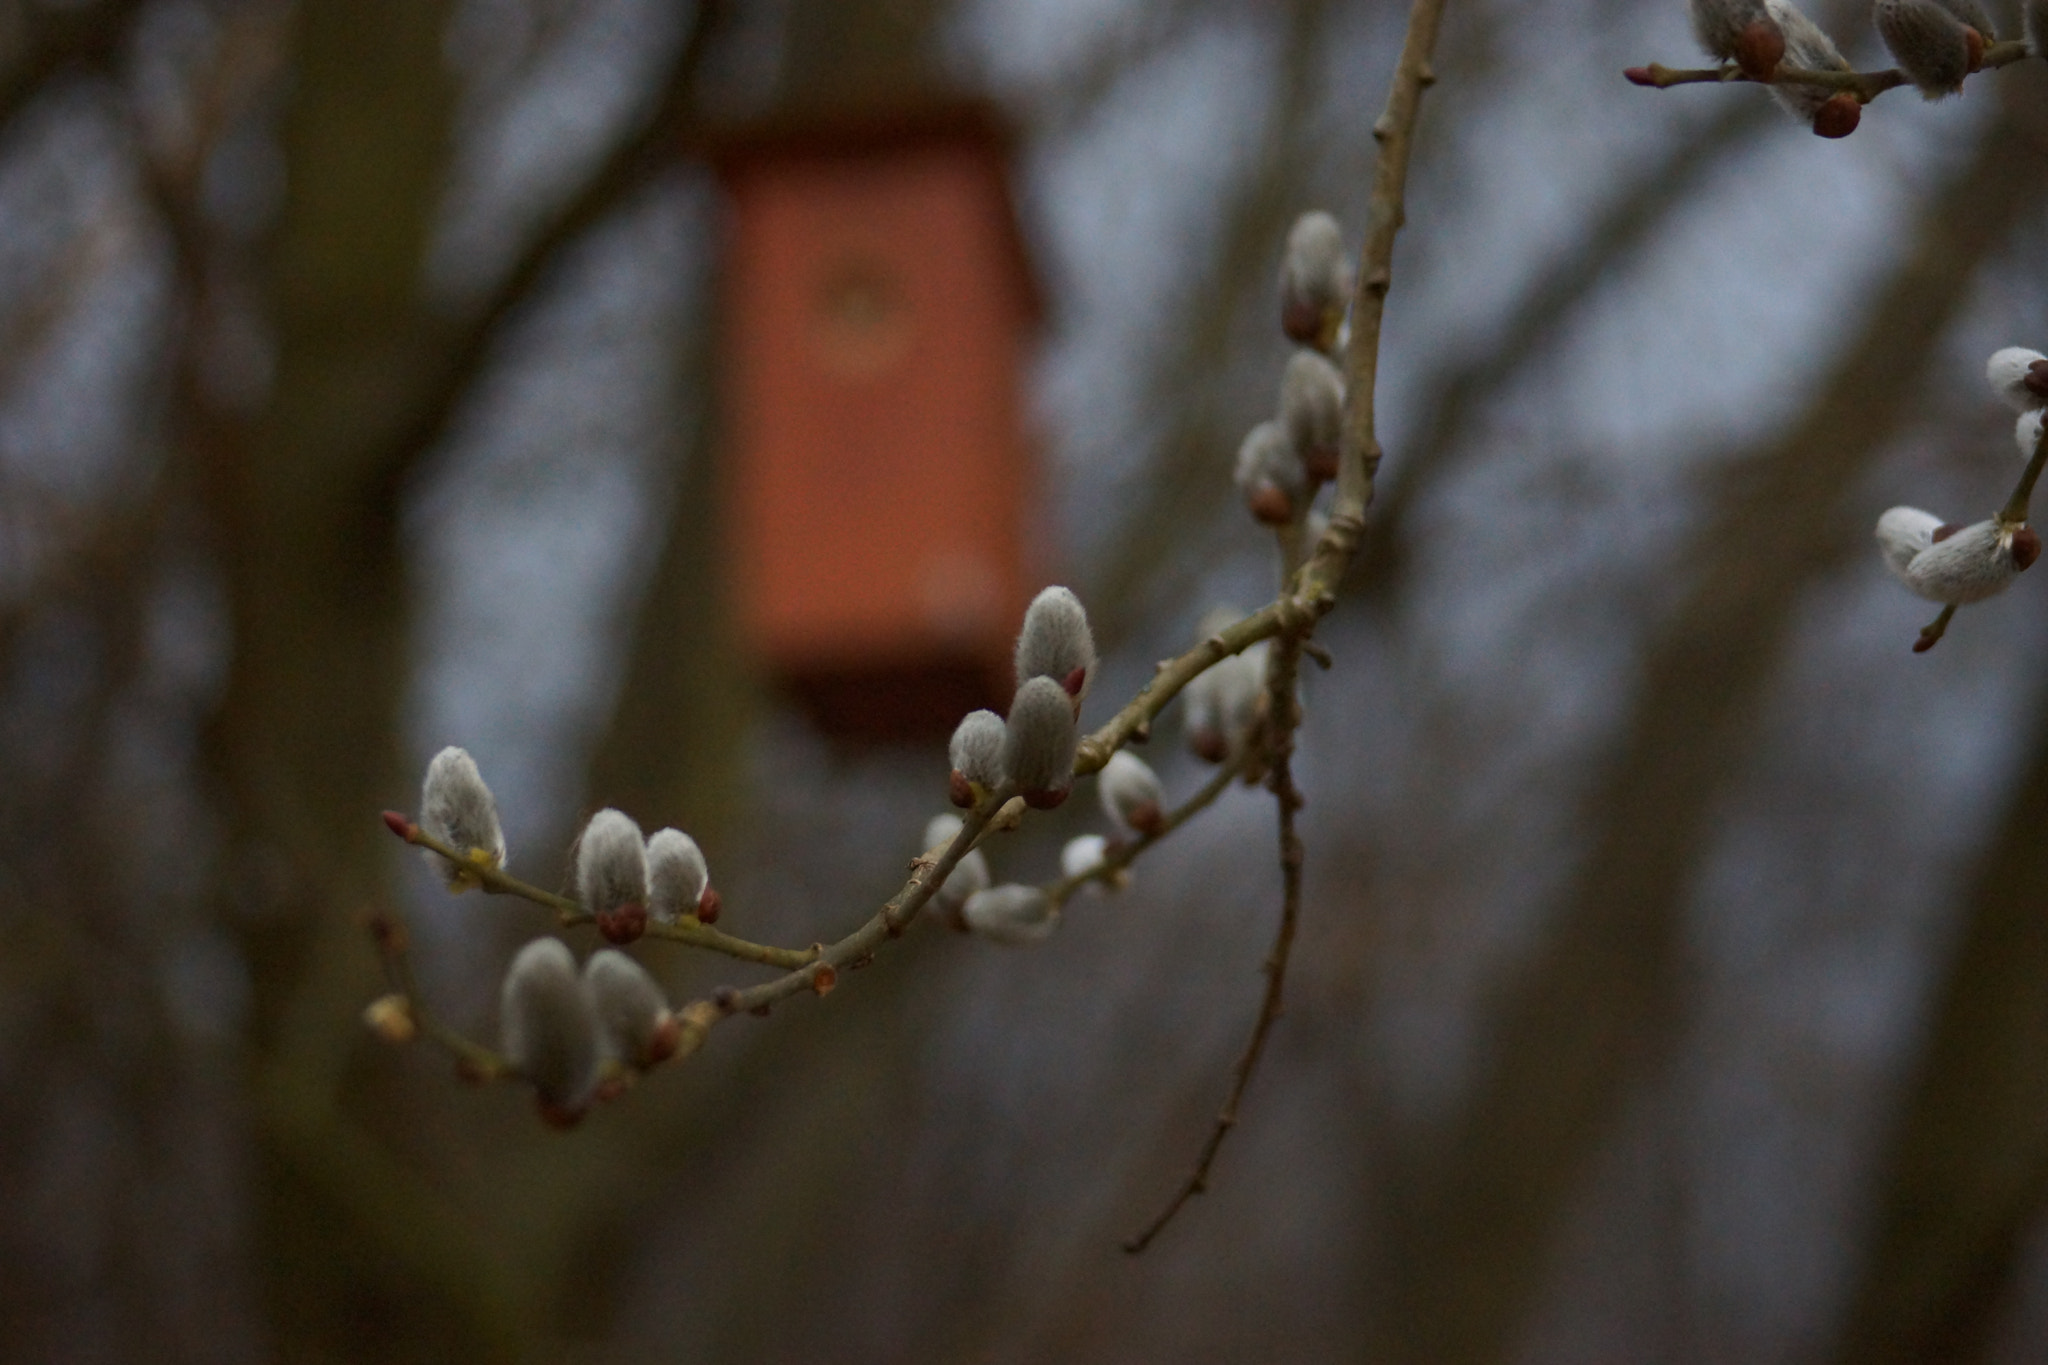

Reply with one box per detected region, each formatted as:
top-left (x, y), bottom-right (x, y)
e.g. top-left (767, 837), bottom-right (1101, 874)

top-left (712, 102), bottom-right (1042, 743)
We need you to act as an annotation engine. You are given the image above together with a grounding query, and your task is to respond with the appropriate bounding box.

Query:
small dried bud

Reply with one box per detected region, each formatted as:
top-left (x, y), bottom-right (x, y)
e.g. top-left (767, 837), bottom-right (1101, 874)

top-left (1099, 750), bottom-right (1166, 838)
top-left (1235, 420), bottom-right (1306, 527)
top-left (2018, 410), bottom-right (2046, 460)
top-left (1812, 93), bottom-right (1861, 138)
top-left (923, 813), bottom-right (992, 913)
top-left (645, 828), bottom-right (710, 924)
top-left (575, 809), bottom-right (648, 945)
top-left (500, 938), bottom-right (601, 1126)
top-left (949, 708), bottom-right (1008, 790)
top-left (1280, 350), bottom-right (1344, 484)
top-left (1766, 1), bottom-right (1852, 120)
top-left (1279, 211), bottom-right (1352, 349)
top-left (419, 746), bottom-right (506, 890)
top-left (1689, 0), bottom-right (1783, 75)
top-left (363, 993), bottom-right (416, 1045)
top-left (961, 884), bottom-right (1058, 946)
top-left (1014, 587), bottom-right (1096, 708)
top-left (1004, 676), bottom-right (1079, 809)
top-left (584, 948), bottom-right (676, 1068)
top-left (1875, 0), bottom-right (1977, 96)
top-left (1061, 833), bottom-right (1109, 880)
top-left (1988, 348), bottom-right (2048, 413)
top-left (1883, 511), bottom-right (2034, 604)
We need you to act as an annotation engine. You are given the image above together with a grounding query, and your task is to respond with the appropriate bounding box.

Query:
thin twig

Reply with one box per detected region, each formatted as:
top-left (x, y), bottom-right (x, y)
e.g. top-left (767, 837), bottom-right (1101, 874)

top-left (662, 786), bottom-right (1023, 1062)
top-left (1044, 747), bottom-right (1258, 910)
top-left (368, 910), bottom-right (510, 1079)
top-left (1623, 40), bottom-right (2029, 105)
top-left (1126, 631), bottom-right (1309, 1253)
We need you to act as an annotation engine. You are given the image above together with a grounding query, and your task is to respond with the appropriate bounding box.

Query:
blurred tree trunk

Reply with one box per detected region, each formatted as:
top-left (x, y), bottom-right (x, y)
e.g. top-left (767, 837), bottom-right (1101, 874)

top-left (197, 3), bottom-right (536, 1360)
top-left (1830, 690), bottom-right (2048, 1360)
top-left (1362, 73), bottom-right (2048, 1365)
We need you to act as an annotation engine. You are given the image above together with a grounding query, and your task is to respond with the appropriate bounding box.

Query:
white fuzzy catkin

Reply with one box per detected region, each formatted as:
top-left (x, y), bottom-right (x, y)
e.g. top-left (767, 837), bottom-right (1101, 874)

top-left (1099, 750), bottom-right (1166, 837)
top-left (1061, 834), bottom-right (1109, 881)
top-left (1184, 609), bottom-right (1270, 761)
top-left (1898, 517), bottom-right (2031, 604)
top-left (1876, 506), bottom-right (1944, 581)
top-left (962, 884), bottom-right (1058, 946)
top-left (420, 746), bottom-right (506, 887)
top-left (949, 709), bottom-right (1007, 787)
top-left (645, 828), bottom-right (709, 923)
top-left (1766, 0), bottom-right (1851, 117)
top-left (1279, 211), bottom-right (1351, 347)
top-left (1988, 347), bottom-right (2048, 413)
top-left (922, 813), bottom-right (991, 912)
top-left (1280, 350), bottom-right (1344, 483)
top-left (1014, 587), bottom-right (1096, 705)
top-left (1235, 419), bottom-right (1307, 526)
top-left (500, 938), bottom-right (601, 1122)
top-left (1876, 0), bottom-right (1979, 96)
top-left (2019, 410), bottom-right (2046, 460)
top-left (1004, 676), bottom-right (1079, 808)
top-left (584, 949), bottom-right (674, 1068)
top-left (576, 809), bottom-right (648, 936)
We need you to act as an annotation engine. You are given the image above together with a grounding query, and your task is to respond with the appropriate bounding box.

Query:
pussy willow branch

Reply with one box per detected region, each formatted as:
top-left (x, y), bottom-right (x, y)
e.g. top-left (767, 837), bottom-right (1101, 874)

top-left (1122, 0), bottom-right (1445, 1251)
top-left (384, 815), bottom-right (816, 970)
top-left (1045, 746), bottom-right (1259, 910)
top-left (1919, 416), bottom-right (2048, 650)
top-left (1626, 39), bottom-right (2029, 103)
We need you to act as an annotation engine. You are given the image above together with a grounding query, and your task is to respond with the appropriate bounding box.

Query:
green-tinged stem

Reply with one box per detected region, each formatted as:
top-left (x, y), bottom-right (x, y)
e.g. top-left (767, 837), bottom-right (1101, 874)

top-left (1999, 419), bottom-right (2048, 527)
top-left (391, 819), bottom-right (814, 969)
top-left (1629, 42), bottom-right (2028, 103)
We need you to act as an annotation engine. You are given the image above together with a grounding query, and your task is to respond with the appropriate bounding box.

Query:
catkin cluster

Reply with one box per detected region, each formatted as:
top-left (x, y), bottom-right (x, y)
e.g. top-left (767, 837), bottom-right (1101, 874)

top-left (1639, 0), bottom-right (2048, 138)
top-left (382, 747), bottom-right (716, 1124)
top-left (1873, 347), bottom-right (2048, 649)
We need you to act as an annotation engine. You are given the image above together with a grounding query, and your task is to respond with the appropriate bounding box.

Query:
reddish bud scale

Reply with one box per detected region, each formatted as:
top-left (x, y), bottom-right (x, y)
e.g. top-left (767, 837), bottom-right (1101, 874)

top-left (1281, 298), bottom-right (1325, 346)
top-left (949, 770), bottom-right (975, 807)
top-left (645, 1015), bottom-right (681, 1064)
top-left (596, 903), bottom-right (647, 945)
top-left (2014, 527), bottom-right (2043, 570)
top-left (1062, 665), bottom-right (1088, 699)
top-left (1191, 727), bottom-right (1230, 764)
top-left (1624, 66), bottom-right (1656, 85)
top-left (1965, 25), bottom-right (1985, 70)
top-left (1734, 19), bottom-right (1785, 77)
top-left (1304, 449), bottom-right (1339, 484)
top-left (537, 1099), bottom-right (586, 1130)
top-left (2025, 361), bottom-right (2048, 399)
top-left (1023, 786), bottom-right (1069, 811)
top-left (1249, 484), bottom-right (1295, 525)
top-left (1913, 633), bottom-right (1941, 654)
top-left (382, 810), bottom-right (418, 841)
top-left (1933, 523), bottom-right (1963, 543)
top-left (811, 964), bottom-right (838, 996)
top-left (1127, 801), bottom-right (1166, 838)
top-left (1813, 94), bottom-right (1861, 138)
top-left (696, 887), bottom-right (721, 925)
